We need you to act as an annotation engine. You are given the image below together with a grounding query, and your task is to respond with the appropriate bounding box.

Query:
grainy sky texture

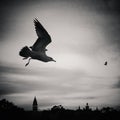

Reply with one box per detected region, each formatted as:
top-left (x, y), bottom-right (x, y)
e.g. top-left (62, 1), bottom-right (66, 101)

top-left (0, 0), bottom-right (120, 110)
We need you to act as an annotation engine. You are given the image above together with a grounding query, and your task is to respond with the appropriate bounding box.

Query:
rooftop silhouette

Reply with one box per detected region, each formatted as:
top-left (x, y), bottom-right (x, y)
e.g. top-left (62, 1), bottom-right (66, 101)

top-left (0, 98), bottom-right (120, 120)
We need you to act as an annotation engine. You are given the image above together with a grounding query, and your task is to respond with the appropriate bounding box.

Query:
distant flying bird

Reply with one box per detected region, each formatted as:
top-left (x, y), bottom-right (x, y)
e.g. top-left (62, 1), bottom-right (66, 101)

top-left (19, 19), bottom-right (56, 66)
top-left (104, 61), bottom-right (107, 66)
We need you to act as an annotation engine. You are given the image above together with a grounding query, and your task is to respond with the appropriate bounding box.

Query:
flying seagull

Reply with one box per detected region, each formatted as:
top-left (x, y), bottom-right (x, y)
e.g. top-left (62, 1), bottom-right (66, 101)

top-left (104, 61), bottom-right (107, 66)
top-left (19, 19), bottom-right (56, 66)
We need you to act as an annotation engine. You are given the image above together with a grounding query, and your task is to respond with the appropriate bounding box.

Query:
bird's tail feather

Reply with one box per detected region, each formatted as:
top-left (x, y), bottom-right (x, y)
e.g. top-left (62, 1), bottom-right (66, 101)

top-left (19, 46), bottom-right (31, 58)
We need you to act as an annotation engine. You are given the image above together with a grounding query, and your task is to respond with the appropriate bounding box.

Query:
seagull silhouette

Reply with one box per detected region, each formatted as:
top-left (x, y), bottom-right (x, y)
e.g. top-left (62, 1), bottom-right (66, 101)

top-left (104, 61), bottom-right (107, 66)
top-left (19, 19), bottom-right (56, 66)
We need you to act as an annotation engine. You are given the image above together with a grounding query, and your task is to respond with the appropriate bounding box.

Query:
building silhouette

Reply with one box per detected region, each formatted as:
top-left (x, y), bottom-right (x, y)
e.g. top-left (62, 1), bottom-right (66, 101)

top-left (85, 103), bottom-right (89, 110)
top-left (0, 98), bottom-right (120, 120)
top-left (32, 96), bottom-right (38, 111)
top-left (84, 103), bottom-right (92, 111)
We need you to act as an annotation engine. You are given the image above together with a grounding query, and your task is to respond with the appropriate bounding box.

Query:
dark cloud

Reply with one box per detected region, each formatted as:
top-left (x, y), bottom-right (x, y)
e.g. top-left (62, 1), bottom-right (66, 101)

top-left (113, 77), bottom-right (120, 89)
top-left (0, 0), bottom-right (120, 109)
top-left (101, 1), bottom-right (120, 52)
top-left (102, 13), bottom-right (120, 54)
top-left (116, 80), bottom-right (120, 88)
top-left (0, 62), bottom-right (86, 96)
top-left (1, 0), bottom-right (120, 51)
top-left (108, 0), bottom-right (120, 11)
top-left (0, 78), bottom-right (50, 96)
top-left (0, 0), bottom-right (44, 39)
top-left (65, 96), bottom-right (96, 100)
top-left (0, 62), bottom-right (85, 77)
top-left (0, 63), bottom-right (43, 76)
top-left (0, 83), bottom-right (15, 95)
top-left (0, 64), bottom-right (47, 95)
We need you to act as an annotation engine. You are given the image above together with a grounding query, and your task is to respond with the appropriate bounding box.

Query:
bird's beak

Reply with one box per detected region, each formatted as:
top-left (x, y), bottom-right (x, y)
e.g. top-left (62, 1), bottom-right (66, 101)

top-left (53, 59), bottom-right (56, 62)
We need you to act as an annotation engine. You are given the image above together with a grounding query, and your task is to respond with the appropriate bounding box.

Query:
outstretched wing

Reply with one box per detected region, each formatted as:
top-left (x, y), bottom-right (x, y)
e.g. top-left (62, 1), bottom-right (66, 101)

top-left (32, 19), bottom-right (51, 52)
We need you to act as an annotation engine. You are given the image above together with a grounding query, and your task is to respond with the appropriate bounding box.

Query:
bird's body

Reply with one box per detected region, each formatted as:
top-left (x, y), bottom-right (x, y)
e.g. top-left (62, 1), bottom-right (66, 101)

top-left (104, 61), bottom-right (107, 66)
top-left (19, 19), bottom-right (56, 66)
top-left (30, 49), bottom-right (53, 62)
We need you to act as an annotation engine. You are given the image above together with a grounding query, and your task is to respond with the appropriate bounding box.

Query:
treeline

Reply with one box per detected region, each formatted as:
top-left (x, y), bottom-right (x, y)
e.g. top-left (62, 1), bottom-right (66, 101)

top-left (0, 99), bottom-right (120, 120)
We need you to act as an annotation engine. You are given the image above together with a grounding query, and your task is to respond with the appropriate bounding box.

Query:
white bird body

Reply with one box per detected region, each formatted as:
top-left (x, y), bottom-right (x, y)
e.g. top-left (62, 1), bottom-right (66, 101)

top-left (19, 19), bottom-right (56, 66)
top-left (30, 50), bottom-right (53, 62)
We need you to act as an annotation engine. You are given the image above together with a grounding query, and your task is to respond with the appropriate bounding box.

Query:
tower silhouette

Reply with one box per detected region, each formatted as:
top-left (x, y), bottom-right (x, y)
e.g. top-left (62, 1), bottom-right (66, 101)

top-left (32, 96), bottom-right (38, 111)
top-left (85, 103), bottom-right (89, 111)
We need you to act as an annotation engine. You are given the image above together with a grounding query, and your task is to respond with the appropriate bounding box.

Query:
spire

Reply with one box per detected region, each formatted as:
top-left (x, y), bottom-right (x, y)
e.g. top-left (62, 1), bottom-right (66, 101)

top-left (32, 96), bottom-right (38, 111)
top-left (33, 97), bottom-right (37, 106)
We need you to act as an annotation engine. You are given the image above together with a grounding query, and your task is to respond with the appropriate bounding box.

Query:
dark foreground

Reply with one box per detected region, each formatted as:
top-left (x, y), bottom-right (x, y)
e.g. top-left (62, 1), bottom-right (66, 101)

top-left (1, 109), bottom-right (120, 120)
top-left (0, 99), bottom-right (120, 120)
top-left (0, 110), bottom-right (120, 120)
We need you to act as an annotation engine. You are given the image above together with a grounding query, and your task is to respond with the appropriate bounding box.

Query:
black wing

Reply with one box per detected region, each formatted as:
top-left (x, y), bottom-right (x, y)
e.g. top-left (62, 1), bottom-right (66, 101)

top-left (32, 19), bottom-right (51, 52)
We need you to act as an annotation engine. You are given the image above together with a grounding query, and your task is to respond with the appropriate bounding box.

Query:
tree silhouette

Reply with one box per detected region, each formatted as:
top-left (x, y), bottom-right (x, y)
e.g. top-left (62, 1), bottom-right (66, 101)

top-left (0, 99), bottom-right (120, 120)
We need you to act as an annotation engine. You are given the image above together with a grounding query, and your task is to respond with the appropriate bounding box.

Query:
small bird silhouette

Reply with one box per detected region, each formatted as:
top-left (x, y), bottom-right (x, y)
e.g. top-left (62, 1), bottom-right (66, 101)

top-left (104, 61), bottom-right (107, 66)
top-left (19, 18), bottom-right (56, 66)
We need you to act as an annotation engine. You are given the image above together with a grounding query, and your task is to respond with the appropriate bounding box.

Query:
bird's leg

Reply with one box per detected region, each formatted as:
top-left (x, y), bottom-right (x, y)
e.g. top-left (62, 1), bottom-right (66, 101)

top-left (25, 58), bottom-right (31, 67)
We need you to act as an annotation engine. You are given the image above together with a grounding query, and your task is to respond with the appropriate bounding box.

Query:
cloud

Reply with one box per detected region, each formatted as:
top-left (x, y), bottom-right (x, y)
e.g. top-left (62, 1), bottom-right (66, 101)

top-left (103, 15), bottom-right (120, 53)
top-left (0, 0), bottom-right (120, 109)
top-left (108, 0), bottom-right (120, 11)
top-left (1, 62), bottom-right (119, 109)
top-left (0, 62), bottom-right (87, 96)
top-left (112, 77), bottom-right (120, 89)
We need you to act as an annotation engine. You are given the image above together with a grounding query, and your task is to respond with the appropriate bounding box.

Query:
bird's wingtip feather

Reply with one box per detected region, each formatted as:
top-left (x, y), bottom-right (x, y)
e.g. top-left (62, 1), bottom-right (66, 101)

top-left (33, 18), bottom-right (38, 23)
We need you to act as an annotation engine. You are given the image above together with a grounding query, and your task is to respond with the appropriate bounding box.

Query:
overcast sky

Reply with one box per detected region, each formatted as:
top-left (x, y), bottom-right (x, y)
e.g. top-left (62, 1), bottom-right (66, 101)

top-left (0, 0), bottom-right (120, 110)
